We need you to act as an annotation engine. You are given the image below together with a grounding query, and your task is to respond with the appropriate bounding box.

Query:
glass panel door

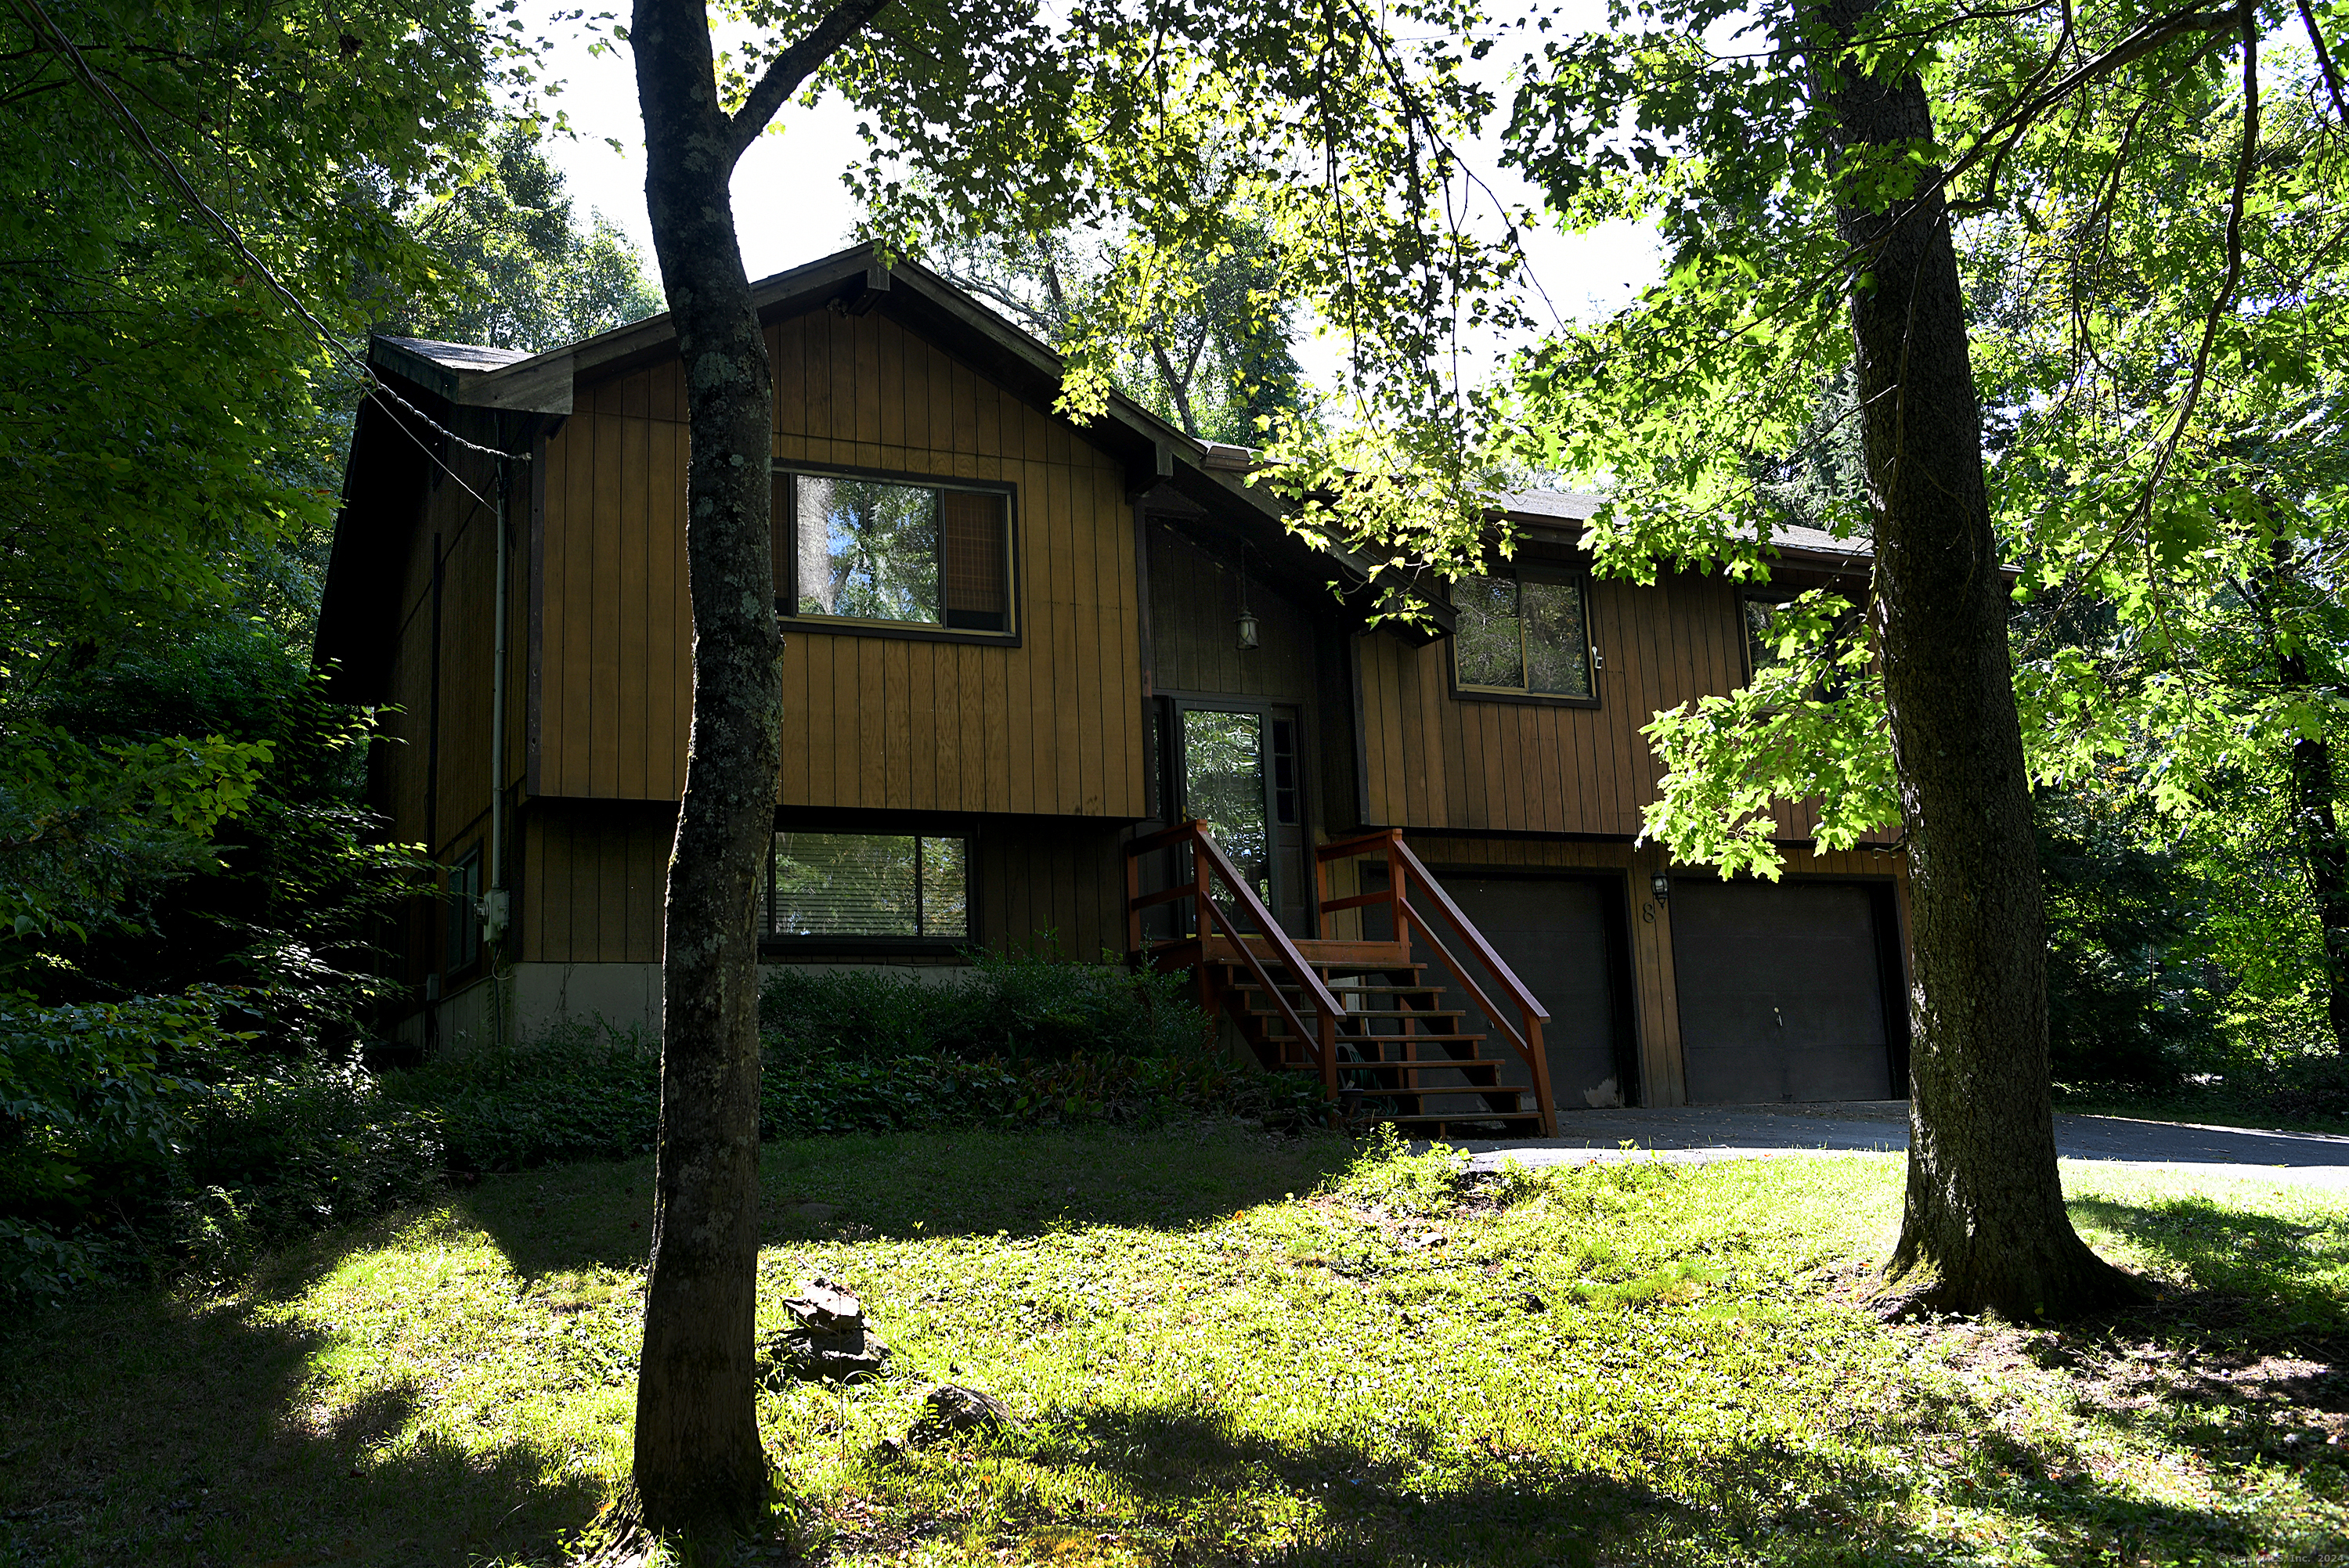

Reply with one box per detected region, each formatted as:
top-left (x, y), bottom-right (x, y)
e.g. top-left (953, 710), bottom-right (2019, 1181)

top-left (1181, 708), bottom-right (1269, 909)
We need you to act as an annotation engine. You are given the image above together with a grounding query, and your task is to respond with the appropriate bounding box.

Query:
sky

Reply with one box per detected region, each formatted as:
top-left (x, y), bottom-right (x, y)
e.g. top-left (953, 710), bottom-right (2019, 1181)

top-left (525, 6), bottom-right (1664, 391)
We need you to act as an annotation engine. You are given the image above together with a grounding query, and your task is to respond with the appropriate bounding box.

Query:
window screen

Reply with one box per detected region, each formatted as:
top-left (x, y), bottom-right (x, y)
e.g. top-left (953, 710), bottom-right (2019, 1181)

top-left (761, 832), bottom-right (969, 939)
top-left (777, 470), bottom-right (1010, 633)
top-left (1452, 573), bottom-right (1593, 698)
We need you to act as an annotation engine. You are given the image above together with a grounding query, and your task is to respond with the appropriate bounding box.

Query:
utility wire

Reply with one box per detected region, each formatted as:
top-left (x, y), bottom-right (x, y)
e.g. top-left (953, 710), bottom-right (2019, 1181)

top-left (13, 0), bottom-right (532, 487)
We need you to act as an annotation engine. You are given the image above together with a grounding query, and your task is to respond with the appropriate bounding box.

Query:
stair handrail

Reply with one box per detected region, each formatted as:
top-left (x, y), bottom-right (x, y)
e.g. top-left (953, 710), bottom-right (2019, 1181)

top-left (1387, 835), bottom-right (1557, 1134)
top-left (1126, 820), bottom-right (1348, 1094)
top-left (1388, 838), bottom-right (1548, 1028)
top-left (1309, 827), bottom-right (1411, 951)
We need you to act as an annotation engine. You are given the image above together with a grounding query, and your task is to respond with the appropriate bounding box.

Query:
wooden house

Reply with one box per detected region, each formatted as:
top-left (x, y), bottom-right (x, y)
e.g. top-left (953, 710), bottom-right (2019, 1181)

top-left (316, 243), bottom-right (1909, 1128)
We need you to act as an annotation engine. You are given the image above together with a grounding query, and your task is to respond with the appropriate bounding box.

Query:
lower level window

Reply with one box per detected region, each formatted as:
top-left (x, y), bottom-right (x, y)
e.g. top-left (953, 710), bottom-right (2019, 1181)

top-left (446, 848), bottom-right (483, 971)
top-left (762, 832), bottom-right (969, 939)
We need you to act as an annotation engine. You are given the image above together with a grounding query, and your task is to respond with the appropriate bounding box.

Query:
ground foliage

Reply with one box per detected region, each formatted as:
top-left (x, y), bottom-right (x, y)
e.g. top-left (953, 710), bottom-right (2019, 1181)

top-left (5, 1130), bottom-right (2348, 1564)
top-left (0, 954), bottom-right (1319, 1300)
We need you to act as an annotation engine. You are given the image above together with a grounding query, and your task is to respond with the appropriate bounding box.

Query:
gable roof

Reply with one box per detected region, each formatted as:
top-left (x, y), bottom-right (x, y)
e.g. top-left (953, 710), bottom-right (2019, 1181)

top-left (319, 245), bottom-right (1470, 702)
top-left (317, 244), bottom-right (1879, 703)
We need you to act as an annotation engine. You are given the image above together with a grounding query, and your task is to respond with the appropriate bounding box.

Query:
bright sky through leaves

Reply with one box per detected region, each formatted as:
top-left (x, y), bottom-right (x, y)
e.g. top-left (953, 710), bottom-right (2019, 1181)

top-left (519, 0), bottom-right (1664, 391)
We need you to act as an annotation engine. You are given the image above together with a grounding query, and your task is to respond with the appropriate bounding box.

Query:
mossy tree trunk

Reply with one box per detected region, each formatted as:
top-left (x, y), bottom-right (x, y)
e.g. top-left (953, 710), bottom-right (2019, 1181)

top-left (627, 0), bottom-right (888, 1537)
top-left (1817, 0), bottom-right (2143, 1318)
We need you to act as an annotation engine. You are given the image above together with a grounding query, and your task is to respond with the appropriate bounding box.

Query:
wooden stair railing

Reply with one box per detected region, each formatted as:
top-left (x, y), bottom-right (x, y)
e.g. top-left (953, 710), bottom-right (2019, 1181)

top-left (1313, 829), bottom-right (1559, 1137)
top-left (1124, 819), bottom-right (1348, 1098)
top-left (1129, 820), bottom-right (1560, 1137)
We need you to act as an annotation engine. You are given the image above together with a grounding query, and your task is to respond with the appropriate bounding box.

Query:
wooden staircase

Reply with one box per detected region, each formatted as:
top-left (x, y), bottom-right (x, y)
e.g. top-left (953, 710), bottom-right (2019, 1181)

top-left (1125, 824), bottom-right (1558, 1137)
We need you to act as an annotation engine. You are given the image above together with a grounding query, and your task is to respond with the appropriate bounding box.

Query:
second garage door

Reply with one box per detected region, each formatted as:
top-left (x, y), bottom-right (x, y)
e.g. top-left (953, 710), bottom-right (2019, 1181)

top-left (1669, 880), bottom-right (1899, 1103)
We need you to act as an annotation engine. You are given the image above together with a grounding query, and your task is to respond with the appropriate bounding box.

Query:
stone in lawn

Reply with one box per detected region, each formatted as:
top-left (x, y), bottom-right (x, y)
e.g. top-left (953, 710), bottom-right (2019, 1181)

top-left (907, 1383), bottom-right (1016, 1447)
top-left (762, 1277), bottom-right (889, 1382)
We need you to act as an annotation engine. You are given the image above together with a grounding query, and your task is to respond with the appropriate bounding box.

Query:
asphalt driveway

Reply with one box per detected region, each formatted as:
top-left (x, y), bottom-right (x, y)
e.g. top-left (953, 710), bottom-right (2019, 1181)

top-left (1448, 1101), bottom-right (2349, 1189)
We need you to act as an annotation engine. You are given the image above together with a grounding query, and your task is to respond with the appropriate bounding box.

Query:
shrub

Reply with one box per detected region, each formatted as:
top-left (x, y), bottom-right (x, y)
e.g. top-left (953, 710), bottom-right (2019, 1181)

top-left (175, 1062), bottom-right (446, 1237)
top-left (1323, 1123), bottom-right (1469, 1216)
top-left (389, 1022), bottom-right (661, 1172)
top-left (5, 954), bottom-right (1322, 1296)
top-left (758, 946), bottom-right (1211, 1065)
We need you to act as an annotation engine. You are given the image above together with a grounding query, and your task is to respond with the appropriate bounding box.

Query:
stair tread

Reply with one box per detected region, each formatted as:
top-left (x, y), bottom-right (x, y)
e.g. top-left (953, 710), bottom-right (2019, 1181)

top-left (1282, 1068), bottom-right (1523, 1078)
top-left (1239, 1002), bottom-right (1476, 1024)
top-left (1362, 1117), bottom-right (1546, 1130)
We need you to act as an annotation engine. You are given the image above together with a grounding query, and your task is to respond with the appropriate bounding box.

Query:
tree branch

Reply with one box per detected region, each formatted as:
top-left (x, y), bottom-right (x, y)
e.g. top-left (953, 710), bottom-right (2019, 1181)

top-left (2298, 0), bottom-right (2349, 126)
top-left (725, 0), bottom-right (892, 162)
top-left (1939, 2), bottom-right (2243, 202)
top-left (2141, 0), bottom-right (2257, 517)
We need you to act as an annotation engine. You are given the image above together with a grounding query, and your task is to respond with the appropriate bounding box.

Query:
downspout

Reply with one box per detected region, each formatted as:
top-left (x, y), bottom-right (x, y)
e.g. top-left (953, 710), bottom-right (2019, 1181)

top-left (424, 528), bottom-right (443, 1055)
top-left (484, 430), bottom-right (517, 1047)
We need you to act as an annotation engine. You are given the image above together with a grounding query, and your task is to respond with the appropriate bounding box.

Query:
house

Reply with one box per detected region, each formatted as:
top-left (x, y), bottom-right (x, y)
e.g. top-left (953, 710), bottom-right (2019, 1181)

top-left (315, 243), bottom-right (1909, 1130)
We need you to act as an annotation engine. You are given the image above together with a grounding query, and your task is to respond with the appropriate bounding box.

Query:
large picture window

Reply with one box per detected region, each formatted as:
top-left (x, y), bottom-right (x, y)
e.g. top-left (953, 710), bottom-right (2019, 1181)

top-left (775, 470), bottom-right (1012, 633)
top-left (1452, 572), bottom-right (1594, 699)
top-left (760, 831), bottom-right (969, 940)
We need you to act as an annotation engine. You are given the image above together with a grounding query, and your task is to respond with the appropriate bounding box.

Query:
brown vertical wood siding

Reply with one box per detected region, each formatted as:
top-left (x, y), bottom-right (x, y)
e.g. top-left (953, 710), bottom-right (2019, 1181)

top-left (1356, 572), bottom-right (1855, 840)
top-left (517, 801), bottom-right (677, 964)
top-left (529, 306), bottom-right (1148, 820)
top-left (370, 409), bottom-right (526, 986)
top-left (1145, 526), bottom-right (1318, 701)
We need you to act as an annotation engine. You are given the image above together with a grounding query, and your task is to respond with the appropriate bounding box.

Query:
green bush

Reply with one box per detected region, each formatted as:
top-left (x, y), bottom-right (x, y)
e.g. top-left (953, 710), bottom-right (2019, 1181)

top-left (388, 1022), bottom-right (661, 1172)
top-left (3, 954), bottom-right (1321, 1296)
top-left (758, 946), bottom-right (1211, 1064)
top-left (755, 951), bottom-right (1325, 1135)
top-left (176, 1062), bottom-right (446, 1238)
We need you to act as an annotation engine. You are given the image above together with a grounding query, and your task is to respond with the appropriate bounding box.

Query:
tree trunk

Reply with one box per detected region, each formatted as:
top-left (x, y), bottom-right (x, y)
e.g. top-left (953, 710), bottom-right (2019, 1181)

top-left (2287, 728), bottom-right (2349, 1053)
top-left (2267, 561), bottom-right (2349, 1053)
top-left (629, 0), bottom-right (787, 1534)
top-left (1818, 0), bottom-right (2141, 1317)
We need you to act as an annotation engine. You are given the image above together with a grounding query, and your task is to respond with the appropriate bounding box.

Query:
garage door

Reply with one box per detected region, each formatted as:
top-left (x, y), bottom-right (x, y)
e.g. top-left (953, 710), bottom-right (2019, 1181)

top-left (1670, 881), bottom-right (1896, 1103)
top-left (1424, 876), bottom-right (1634, 1110)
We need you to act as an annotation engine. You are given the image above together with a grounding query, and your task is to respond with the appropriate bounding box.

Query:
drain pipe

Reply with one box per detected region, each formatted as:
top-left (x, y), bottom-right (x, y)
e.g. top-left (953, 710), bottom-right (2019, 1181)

top-left (483, 427), bottom-right (518, 1044)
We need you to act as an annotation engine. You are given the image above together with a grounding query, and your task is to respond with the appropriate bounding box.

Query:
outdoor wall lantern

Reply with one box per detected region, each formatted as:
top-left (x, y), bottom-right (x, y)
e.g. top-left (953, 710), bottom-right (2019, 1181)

top-left (1650, 872), bottom-right (1671, 903)
top-left (1236, 550), bottom-right (1261, 650)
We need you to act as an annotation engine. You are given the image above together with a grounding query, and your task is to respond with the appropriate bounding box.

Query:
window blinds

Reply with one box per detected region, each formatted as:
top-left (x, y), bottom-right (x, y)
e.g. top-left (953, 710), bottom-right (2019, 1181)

top-left (763, 832), bottom-right (969, 939)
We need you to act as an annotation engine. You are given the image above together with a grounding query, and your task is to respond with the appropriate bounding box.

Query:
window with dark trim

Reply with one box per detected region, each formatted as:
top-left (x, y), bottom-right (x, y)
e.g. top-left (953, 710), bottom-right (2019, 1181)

top-left (1452, 571), bottom-right (1594, 699)
top-left (446, 847), bottom-right (483, 973)
top-left (1743, 591), bottom-right (1864, 696)
top-left (773, 470), bottom-right (1012, 633)
top-left (1742, 594), bottom-right (1784, 678)
top-left (760, 832), bottom-right (969, 939)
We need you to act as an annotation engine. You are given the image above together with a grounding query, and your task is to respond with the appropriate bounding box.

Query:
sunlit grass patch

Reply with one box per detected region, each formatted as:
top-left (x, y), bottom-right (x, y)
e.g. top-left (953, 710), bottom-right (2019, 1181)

top-left (4, 1124), bottom-right (2347, 1566)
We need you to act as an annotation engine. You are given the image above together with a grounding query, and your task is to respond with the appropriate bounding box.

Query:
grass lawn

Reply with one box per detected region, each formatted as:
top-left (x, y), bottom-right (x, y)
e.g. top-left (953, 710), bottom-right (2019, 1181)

top-left (6, 1123), bottom-right (2349, 1566)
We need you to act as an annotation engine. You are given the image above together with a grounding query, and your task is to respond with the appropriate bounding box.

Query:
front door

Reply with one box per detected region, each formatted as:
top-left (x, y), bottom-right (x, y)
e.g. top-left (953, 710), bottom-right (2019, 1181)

top-left (1167, 701), bottom-right (1311, 937)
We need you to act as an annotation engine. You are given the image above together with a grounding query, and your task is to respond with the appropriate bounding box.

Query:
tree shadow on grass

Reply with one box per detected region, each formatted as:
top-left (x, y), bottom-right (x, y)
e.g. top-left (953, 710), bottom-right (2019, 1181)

top-left (2068, 1193), bottom-right (2349, 1327)
top-left (0, 1248), bottom-right (605, 1567)
top-left (757, 1126), bottom-right (1359, 1247)
top-left (458, 1126), bottom-right (1362, 1284)
top-left (968, 1392), bottom-right (2282, 1566)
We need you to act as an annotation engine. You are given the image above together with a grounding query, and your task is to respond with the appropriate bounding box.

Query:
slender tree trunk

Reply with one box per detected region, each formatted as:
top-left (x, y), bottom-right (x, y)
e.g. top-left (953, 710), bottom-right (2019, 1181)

top-left (2286, 727), bottom-right (2349, 1052)
top-left (1818, 0), bottom-right (2140, 1317)
top-left (2266, 562), bottom-right (2349, 1053)
top-left (1149, 337), bottom-right (1203, 438)
top-left (630, 0), bottom-right (785, 1535)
